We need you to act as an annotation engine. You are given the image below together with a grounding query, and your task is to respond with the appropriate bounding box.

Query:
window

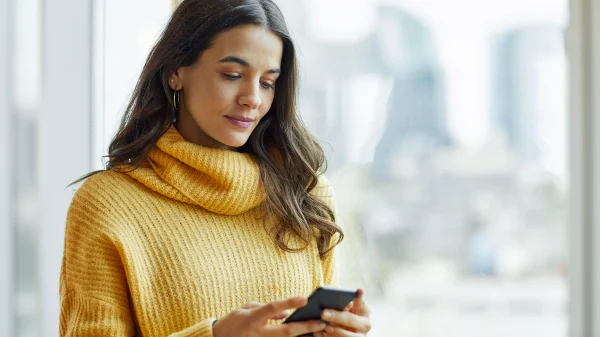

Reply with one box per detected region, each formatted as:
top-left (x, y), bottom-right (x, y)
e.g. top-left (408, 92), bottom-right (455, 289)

top-left (275, 1), bottom-right (569, 336)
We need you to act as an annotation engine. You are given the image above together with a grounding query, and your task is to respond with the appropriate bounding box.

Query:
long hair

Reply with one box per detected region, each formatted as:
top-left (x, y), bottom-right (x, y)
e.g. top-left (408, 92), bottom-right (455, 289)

top-left (73, 0), bottom-right (343, 258)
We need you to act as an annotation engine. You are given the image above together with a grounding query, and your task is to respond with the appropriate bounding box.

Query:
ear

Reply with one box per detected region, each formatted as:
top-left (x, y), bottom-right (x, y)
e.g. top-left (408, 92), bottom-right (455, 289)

top-left (168, 70), bottom-right (183, 91)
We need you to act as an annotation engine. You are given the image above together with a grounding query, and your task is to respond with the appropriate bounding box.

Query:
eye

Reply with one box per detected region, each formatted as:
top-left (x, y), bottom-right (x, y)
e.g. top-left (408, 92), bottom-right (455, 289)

top-left (261, 81), bottom-right (275, 90)
top-left (223, 73), bottom-right (241, 80)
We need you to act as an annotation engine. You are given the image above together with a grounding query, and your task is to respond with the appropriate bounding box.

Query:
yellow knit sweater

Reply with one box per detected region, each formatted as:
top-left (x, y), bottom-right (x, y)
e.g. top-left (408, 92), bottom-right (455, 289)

top-left (59, 126), bottom-right (338, 337)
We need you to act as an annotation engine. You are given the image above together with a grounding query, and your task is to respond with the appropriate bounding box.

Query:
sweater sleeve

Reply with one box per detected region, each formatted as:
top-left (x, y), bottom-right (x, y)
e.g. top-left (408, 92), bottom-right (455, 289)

top-left (59, 289), bottom-right (216, 337)
top-left (59, 180), bottom-right (216, 337)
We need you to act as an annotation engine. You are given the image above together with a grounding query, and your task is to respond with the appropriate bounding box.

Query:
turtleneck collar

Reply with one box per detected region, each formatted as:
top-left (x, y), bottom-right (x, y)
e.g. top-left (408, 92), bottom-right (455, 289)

top-left (126, 125), bottom-right (266, 215)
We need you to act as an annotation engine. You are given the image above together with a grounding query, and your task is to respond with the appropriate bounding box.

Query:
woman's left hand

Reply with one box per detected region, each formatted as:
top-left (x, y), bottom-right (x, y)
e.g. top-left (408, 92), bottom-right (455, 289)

top-left (314, 288), bottom-right (372, 337)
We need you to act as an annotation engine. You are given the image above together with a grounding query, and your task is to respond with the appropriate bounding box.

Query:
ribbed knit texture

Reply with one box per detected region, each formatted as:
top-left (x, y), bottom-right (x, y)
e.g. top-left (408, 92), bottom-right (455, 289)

top-left (59, 126), bottom-right (338, 337)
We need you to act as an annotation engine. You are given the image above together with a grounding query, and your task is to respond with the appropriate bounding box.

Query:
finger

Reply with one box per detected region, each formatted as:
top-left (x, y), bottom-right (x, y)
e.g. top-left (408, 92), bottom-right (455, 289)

top-left (254, 297), bottom-right (307, 321)
top-left (268, 320), bottom-right (327, 337)
top-left (322, 309), bottom-right (371, 333)
top-left (350, 289), bottom-right (371, 317)
top-left (243, 302), bottom-right (290, 319)
top-left (242, 301), bottom-right (263, 309)
top-left (270, 309), bottom-right (291, 320)
top-left (324, 325), bottom-right (362, 337)
top-left (314, 332), bottom-right (327, 337)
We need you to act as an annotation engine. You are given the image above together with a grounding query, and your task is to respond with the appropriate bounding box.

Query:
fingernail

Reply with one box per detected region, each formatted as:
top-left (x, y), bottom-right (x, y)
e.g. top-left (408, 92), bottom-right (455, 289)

top-left (326, 325), bottom-right (335, 333)
top-left (322, 310), bottom-right (331, 319)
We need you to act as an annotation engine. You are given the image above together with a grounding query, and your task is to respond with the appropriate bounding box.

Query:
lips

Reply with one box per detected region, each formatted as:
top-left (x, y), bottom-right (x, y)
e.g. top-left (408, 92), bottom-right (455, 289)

top-left (225, 115), bottom-right (255, 129)
top-left (225, 115), bottom-right (255, 122)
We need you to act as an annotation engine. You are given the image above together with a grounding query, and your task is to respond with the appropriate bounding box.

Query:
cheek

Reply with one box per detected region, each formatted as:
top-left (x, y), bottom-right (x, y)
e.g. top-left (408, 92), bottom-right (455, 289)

top-left (259, 92), bottom-right (275, 117)
top-left (208, 83), bottom-right (237, 105)
top-left (188, 78), bottom-right (236, 110)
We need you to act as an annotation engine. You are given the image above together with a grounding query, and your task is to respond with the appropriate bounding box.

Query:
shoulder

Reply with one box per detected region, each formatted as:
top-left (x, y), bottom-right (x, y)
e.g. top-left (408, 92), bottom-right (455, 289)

top-left (67, 170), bottom-right (139, 227)
top-left (312, 174), bottom-right (334, 196)
top-left (71, 170), bottom-right (132, 203)
top-left (310, 174), bottom-right (336, 209)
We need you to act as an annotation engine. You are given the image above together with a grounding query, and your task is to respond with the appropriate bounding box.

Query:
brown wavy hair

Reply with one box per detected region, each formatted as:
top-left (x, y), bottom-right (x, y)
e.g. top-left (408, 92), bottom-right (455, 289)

top-left (72, 0), bottom-right (343, 258)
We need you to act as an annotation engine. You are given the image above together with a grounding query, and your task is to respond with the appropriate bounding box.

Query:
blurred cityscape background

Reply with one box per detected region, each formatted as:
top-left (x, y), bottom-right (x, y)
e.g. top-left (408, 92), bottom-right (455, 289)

top-left (1, 0), bottom-right (569, 336)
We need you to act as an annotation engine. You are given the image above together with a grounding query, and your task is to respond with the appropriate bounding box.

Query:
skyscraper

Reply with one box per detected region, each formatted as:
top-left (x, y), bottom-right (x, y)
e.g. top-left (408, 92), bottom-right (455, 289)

top-left (373, 6), bottom-right (452, 179)
top-left (493, 25), bottom-right (566, 168)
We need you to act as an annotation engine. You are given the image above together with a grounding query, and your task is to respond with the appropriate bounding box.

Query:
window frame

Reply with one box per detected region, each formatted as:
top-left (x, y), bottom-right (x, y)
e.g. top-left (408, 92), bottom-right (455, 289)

top-left (568, 0), bottom-right (600, 336)
top-left (37, 0), bottom-right (94, 334)
top-left (0, 0), bottom-right (14, 334)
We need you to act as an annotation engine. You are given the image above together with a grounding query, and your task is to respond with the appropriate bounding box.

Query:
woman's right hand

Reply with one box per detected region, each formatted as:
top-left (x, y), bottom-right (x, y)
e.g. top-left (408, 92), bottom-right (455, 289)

top-left (212, 296), bottom-right (326, 337)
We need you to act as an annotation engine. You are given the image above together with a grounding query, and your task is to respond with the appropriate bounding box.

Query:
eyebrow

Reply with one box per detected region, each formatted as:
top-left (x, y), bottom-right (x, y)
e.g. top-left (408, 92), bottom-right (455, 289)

top-left (218, 56), bottom-right (281, 74)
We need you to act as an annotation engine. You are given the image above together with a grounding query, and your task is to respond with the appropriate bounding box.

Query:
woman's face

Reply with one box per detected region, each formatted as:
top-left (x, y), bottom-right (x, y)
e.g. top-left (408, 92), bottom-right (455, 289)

top-left (169, 24), bottom-right (284, 150)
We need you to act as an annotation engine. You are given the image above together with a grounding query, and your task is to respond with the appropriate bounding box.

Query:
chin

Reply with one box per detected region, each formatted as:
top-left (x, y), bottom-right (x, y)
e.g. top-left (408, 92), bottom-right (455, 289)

top-left (219, 134), bottom-right (251, 149)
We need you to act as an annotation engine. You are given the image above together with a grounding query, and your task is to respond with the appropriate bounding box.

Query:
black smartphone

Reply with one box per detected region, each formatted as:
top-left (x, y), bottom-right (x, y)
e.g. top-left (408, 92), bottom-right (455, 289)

top-left (284, 286), bottom-right (358, 326)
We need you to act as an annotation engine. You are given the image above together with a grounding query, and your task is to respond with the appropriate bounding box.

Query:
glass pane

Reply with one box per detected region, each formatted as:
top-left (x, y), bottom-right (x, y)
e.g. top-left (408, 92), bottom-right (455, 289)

top-left (276, 1), bottom-right (569, 336)
top-left (98, 0), bottom-right (172, 162)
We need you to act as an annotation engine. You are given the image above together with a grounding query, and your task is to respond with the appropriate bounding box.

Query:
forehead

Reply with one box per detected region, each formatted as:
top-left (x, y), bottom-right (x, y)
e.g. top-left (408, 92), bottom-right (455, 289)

top-left (204, 25), bottom-right (283, 69)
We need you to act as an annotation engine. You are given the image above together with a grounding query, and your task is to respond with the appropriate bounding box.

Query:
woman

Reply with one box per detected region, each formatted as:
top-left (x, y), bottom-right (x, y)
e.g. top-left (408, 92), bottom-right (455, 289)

top-left (59, 0), bottom-right (372, 336)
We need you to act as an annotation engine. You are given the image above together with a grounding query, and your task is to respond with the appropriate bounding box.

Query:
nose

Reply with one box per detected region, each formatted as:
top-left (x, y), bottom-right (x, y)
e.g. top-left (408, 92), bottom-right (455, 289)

top-left (238, 82), bottom-right (262, 110)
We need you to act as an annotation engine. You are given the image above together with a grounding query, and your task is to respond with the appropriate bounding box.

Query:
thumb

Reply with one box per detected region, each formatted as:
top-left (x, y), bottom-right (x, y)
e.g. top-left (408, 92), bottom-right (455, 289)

top-left (350, 289), bottom-right (371, 317)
